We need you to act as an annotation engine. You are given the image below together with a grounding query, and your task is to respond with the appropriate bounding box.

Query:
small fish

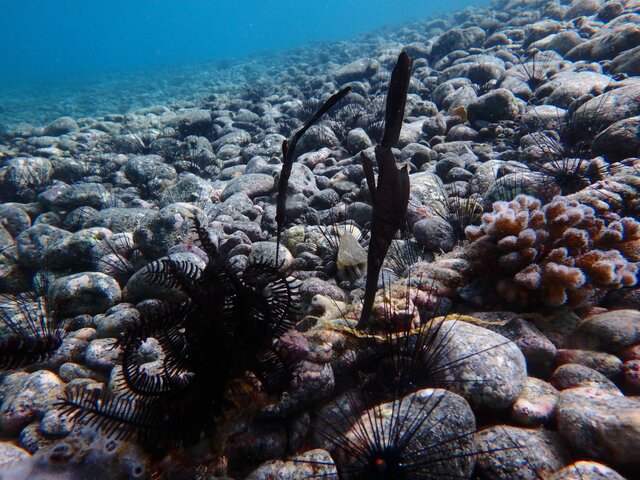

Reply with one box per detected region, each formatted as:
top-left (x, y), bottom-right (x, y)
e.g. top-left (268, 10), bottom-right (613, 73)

top-left (275, 86), bottom-right (352, 265)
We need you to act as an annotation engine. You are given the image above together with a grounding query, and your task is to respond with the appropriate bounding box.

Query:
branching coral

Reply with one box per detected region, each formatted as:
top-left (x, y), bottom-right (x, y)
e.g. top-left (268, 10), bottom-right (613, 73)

top-left (465, 195), bottom-right (639, 308)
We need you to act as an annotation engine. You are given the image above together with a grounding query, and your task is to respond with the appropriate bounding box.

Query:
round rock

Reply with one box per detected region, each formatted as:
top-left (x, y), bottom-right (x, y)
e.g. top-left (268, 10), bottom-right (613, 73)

top-left (572, 309), bottom-right (640, 353)
top-left (340, 389), bottom-right (476, 478)
top-left (0, 370), bottom-right (64, 435)
top-left (221, 173), bottom-right (274, 200)
top-left (124, 155), bottom-right (177, 185)
top-left (15, 224), bottom-right (71, 269)
top-left (511, 377), bottom-right (559, 427)
top-left (413, 217), bottom-right (457, 252)
top-left (133, 203), bottom-right (203, 258)
top-left (43, 116), bottom-right (79, 136)
top-left (475, 426), bottom-right (571, 480)
top-left (246, 449), bottom-right (336, 480)
top-left (248, 241), bottom-right (293, 271)
top-left (0, 204), bottom-right (32, 237)
top-left (85, 338), bottom-right (121, 372)
top-left (467, 89), bottom-right (519, 123)
top-left (50, 272), bottom-right (121, 316)
top-left (433, 320), bottom-right (527, 409)
top-left (550, 363), bottom-right (621, 394)
top-left (547, 460), bottom-right (626, 480)
top-left (555, 349), bottom-right (623, 379)
top-left (557, 387), bottom-right (640, 469)
top-left (0, 442), bottom-right (30, 471)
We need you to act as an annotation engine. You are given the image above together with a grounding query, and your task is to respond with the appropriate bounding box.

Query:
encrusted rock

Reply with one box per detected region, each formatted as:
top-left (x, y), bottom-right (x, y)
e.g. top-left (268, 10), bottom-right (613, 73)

top-left (572, 309), bottom-right (640, 353)
top-left (547, 461), bottom-right (626, 480)
top-left (0, 370), bottom-right (64, 435)
top-left (475, 426), bottom-right (571, 480)
top-left (550, 363), bottom-right (621, 393)
top-left (557, 386), bottom-right (640, 469)
top-left (434, 320), bottom-right (527, 409)
top-left (50, 272), bottom-right (121, 316)
top-left (510, 377), bottom-right (559, 427)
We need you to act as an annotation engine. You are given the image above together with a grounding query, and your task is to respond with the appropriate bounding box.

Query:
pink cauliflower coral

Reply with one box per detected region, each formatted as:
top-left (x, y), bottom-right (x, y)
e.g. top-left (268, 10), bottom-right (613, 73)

top-left (465, 195), bottom-right (639, 308)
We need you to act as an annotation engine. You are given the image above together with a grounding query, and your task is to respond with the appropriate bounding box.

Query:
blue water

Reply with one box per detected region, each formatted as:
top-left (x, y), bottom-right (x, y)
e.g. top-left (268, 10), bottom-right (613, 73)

top-left (0, 0), bottom-right (485, 127)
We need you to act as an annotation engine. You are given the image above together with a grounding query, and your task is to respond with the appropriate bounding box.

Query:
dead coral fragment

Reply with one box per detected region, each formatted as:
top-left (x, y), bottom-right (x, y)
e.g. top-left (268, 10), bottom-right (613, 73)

top-left (465, 195), bottom-right (639, 308)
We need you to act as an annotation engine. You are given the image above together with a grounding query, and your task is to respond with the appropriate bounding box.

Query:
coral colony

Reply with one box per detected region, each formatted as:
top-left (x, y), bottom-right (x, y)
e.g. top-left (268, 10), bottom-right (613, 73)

top-left (1, 1), bottom-right (640, 479)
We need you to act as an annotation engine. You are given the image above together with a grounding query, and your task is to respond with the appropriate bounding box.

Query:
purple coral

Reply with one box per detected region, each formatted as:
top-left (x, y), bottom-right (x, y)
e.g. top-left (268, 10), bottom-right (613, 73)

top-left (465, 195), bottom-right (639, 308)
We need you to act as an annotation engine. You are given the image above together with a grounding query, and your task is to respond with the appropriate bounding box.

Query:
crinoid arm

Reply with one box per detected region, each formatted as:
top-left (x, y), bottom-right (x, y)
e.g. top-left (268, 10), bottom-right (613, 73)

top-left (56, 386), bottom-right (164, 443)
top-left (0, 292), bottom-right (65, 370)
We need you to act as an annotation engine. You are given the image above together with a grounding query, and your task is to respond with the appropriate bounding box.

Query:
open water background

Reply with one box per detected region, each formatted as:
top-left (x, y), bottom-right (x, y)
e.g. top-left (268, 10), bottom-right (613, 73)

top-left (0, 0), bottom-right (487, 127)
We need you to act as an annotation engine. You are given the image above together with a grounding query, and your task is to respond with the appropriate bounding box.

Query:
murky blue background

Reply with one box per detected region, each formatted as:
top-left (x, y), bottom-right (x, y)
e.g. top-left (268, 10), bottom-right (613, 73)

top-left (0, 0), bottom-right (485, 126)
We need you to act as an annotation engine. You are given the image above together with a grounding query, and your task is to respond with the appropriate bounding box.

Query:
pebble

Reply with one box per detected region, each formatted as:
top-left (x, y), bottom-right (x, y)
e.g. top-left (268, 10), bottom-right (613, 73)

top-left (572, 84), bottom-right (640, 133)
top-left (557, 387), bottom-right (640, 470)
top-left (593, 115), bottom-right (640, 161)
top-left (572, 309), bottom-right (640, 353)
top-left (247, 449), bottom-right (337, 480)
top-left (0, 442), bottom-right (31, 471)
top-left (475, 426), bottom-right (571, 480)
top-left (43, 116), bottom-right (79, 136)
top-left (550, 363), bottom-right (621, 394)
top-left (338, 389), bottom-right (477, 478)
top-left (433, 320), bottom-right (527, 410)
top-left (158, 172), bottom-right (216, 206)
top-left (177, 108), bottom-right (212, 136)
top-left (123, 251), bottom-right (206, 302)
top-left (510, 377), bottom-right (559, 427)
top-left (0, 370), bottom-right (64, 435)
top-left (224, 420), bottom-right (287, 475)
top-left (333, 58), bottom-right (380, 83)
top-left (221, 173), bottom-right (274, 200)
top-left (43, 227), bottom-right (112, 271)
top-left (133, 203), bottom-right (203, 258)
top-left (0, 204), bottom-right (32, 237)
top-left (15, 223), bottom-right (70, 269)
top-left (261, 361), bottom-right (335, 417)
top-left (248, 241), bottom-right (293, 271)
top-left (467, 88), bottom-right (520, 123)
top-left (471, 312), bottom-right (557, 377)
top-left (555, 349), bottom-right (623, 378)
top-left (50, 272), bottom-right (121, 316)
top-left (123, 154), bottom-right (177, 186)
top-left (84, 338), bottom-right (121, 372)
top-left (39, 182), bottom-right (112, 211)
top-left (85, 207), bottom-right (155, 233)
top-left (622, 359), bottom-right (640, 394)
top-left (547, 460), bottom-right (626, 480)
top-left (413, 216), bottom-right (457, 252)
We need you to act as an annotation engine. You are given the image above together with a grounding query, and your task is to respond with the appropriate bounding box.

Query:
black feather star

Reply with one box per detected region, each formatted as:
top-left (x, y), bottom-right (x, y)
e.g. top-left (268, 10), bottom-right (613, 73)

top-left (0, 292), bottom-right (65, 370)
top-left (57, 217), bottom-right (301, 448)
